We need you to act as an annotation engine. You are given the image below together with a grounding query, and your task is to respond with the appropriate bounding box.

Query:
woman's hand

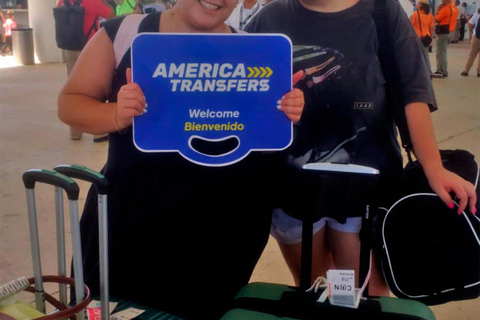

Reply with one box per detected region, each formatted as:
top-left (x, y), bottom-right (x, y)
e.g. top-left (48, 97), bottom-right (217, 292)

top-left (425, 167), bottom-right (477, 215)
top-left (116, 68), bottom-right (147, 130)
top-left (277, 71), bottom-right (305, 123)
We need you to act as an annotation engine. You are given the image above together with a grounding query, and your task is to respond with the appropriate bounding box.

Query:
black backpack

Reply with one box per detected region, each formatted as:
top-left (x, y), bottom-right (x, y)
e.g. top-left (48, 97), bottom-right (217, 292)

top-left (380, 150), bottom-right (480, 305)
top-left (53, 0), bottom-right (98, 50)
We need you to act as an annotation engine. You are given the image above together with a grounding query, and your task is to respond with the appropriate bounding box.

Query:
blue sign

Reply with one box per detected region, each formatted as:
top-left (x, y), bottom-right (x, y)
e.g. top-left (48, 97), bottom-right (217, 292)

top-left (132, 33), bottom-right (292, 167)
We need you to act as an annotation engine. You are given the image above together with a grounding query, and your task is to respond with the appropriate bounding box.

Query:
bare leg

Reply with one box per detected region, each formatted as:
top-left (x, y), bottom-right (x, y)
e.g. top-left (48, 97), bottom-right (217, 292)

top-left (327, 228), bottom-right (390, 296)
top-left (277, 226), bottom-right (334, 286)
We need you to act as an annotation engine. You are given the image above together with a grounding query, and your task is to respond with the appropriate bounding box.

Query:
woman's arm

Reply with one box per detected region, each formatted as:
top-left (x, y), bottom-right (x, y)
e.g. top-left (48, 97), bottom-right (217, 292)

top-left (58, 28), bottom-right (145, 134)
top-left (405, 102), bottom-right (477, 214)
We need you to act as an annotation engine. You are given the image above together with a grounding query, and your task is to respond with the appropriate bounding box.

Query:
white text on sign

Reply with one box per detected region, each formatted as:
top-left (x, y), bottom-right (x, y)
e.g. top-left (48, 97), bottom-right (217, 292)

top-left (152, 63), bottom-right (272, 92)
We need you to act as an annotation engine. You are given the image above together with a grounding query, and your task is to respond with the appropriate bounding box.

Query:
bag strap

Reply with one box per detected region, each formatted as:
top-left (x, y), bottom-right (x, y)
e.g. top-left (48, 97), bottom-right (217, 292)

top-left (113, 14), bottom-right (147, 69)
top-left (127, 0), bottom-right (135, 10)
top-left (417, 10), bottom-right (424, 37)
top-left (85, 16), bottom-right (98, 41)
top-left (372, 0), bottom-right (414, 161)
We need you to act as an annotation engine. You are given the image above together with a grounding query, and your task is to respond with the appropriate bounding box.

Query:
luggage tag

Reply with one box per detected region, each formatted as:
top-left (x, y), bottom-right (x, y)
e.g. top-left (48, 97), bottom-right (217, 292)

top-left (326, 270), bottom-right (362, 309)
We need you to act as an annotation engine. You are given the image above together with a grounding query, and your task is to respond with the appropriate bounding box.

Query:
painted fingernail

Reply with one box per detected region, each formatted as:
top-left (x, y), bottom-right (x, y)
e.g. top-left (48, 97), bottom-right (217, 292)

top-left (145, 103), bottom-right (149, 108)
top-left (458, 210), bottom-right (463, 215)
top-left (143, 108), bottom-right (148, 114)
top-left (277, 99), bottom-right (282, 105)
top-left (448, 203), bottom-right (454, 209)
top-left (473, 208), bottom-right (477, 215)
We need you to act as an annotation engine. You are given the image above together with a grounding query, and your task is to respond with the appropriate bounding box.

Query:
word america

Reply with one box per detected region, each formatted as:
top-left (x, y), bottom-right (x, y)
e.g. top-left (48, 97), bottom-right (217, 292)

top-left (152, 63), bottom-right (271, 92)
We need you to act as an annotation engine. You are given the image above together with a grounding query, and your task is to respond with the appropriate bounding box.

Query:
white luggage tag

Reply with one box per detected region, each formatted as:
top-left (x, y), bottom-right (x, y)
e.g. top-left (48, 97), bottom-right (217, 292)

top-left (326, 270), bottom-right (361, 308)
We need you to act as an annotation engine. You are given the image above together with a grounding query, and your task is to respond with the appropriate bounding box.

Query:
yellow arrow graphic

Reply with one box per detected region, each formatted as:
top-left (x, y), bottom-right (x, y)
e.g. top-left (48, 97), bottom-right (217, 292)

top-left (247, 67), bottom-right (255, 78)
top-left (254, 67), bottom-right (261, 78)
top-left (266, 67), bottom-right (273, 78)
top-left (260, 67), bottom-right (267, 77)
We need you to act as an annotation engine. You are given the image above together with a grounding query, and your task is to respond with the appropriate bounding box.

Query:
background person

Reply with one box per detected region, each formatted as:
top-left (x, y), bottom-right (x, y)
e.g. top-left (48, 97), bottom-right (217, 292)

top-left (57, 1), bottom-right (304, 318)
top-left (452, 0), bottom-right (462, 42)
top-left (1, 10), bottom-right (16, 55)
top-left (433, 0), bottom-right (459, 78)
top-left (411, 0), bottom-right (434, 74)
top-left (226, 0), bottom-right (263, 30)
top-left (459, 1), bottom-right (468, 40)
top-left (461, 9), bottom-right (480, 76)
top-left (114, 0), bottom-right (136, 15)
top-left (246, 0), bottom-right (476, 295)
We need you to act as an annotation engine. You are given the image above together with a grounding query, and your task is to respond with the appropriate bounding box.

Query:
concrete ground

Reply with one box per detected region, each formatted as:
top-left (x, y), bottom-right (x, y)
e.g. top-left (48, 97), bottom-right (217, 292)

top-left (0, 40), bottom-right (479, 320)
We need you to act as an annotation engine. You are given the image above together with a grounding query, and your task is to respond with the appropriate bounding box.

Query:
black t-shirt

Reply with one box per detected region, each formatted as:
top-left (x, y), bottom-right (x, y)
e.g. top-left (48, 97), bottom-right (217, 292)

top-left (246, 0), bottom-right (437, 177)
top-left (246, 0), bottom-right (437, 219)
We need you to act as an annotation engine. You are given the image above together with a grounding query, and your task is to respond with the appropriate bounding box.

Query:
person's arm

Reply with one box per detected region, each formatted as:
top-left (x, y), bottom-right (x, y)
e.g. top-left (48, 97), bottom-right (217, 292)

top-left (58, 28), bottom-right (146, 134)
top-left (405, 103), bottom-right (477, 214)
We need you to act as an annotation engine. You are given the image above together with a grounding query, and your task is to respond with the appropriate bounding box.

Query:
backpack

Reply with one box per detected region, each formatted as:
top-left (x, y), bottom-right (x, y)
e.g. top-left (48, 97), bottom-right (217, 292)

top-left (380, 150), bottom-right (480, 305)
top-left (53, 0), bottom-right (98, 50)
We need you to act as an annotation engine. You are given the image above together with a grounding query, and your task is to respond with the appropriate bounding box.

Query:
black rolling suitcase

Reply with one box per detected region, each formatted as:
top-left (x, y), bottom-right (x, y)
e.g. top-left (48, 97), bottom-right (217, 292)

top-left (220, 163), bottom-right (436, 320)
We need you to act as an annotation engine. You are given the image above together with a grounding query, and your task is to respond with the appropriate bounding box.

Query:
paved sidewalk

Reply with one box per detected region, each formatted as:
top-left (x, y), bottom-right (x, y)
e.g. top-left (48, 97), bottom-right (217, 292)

top-left (0, 40), bottom-right (479, 320)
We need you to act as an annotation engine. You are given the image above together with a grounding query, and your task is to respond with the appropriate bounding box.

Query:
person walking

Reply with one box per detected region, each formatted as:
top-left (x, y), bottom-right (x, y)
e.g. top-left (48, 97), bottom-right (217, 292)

top-left (411, 0), bottom-right (434, 74)
top-left (433, 0), bottom-right (459, 78)
top-left (461, 13), bottom-right (480, 76)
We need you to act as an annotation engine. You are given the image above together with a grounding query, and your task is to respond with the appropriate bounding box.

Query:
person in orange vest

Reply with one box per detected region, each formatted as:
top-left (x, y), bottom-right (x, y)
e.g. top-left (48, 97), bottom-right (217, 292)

top-left (411, 0), bottom-right (434, 74)
top-left (433, 0), bottom-right (459, 78)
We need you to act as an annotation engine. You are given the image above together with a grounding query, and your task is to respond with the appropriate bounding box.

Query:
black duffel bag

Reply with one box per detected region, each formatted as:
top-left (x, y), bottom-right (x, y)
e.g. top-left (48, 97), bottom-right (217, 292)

top-left (380, 150), bottom-right (480, 305)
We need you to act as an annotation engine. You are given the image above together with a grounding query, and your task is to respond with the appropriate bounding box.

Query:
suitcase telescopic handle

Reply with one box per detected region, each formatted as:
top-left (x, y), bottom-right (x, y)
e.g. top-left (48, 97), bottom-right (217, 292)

top-left (53, 164), bottom-right (110, 320)
top-left (23, 169), bottom-right (80, 200)
top-left (54, 165), bottom-right (108, 195)
top-left (302, 163), bottom-right (380, 176)
top-left (298, 163), bottom-right (379, 294)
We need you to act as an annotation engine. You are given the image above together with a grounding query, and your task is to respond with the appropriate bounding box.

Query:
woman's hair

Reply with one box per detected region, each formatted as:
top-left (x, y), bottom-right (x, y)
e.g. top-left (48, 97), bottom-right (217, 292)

top-left (419, 3), bottom-right (431, 14)
top-left (7, 10), bottom-right (14, 18)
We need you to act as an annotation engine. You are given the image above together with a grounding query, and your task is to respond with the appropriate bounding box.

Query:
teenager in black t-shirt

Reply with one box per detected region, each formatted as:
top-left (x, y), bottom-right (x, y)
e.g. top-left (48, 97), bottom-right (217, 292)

top-left (246, 0), bottom-right (477, 295)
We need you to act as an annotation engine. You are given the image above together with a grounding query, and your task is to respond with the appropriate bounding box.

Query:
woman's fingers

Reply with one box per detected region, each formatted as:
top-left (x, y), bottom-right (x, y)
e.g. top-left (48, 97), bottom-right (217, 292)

top-left (126, 67), bottom-right (132, 84)
top-left (116, 74), bottom-right (147, 129)
top-left (292, 70), bottom-right (304, 86)
top-left (451, 183), bottom-right (469, 214)
top-left (277, 88), bottom-right (304, 123)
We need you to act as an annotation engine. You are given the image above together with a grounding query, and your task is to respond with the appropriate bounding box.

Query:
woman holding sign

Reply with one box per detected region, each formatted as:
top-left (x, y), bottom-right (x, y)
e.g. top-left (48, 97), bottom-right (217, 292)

top-left (246, 0), bottom-right (477, 296)
top-left (57, 0), bottom-right (304, 318)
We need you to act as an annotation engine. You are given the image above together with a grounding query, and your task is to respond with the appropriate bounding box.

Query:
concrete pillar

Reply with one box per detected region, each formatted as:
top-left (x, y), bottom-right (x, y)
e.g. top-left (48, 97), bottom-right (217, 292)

top-left (28, 0), bottom-right (63, 63)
